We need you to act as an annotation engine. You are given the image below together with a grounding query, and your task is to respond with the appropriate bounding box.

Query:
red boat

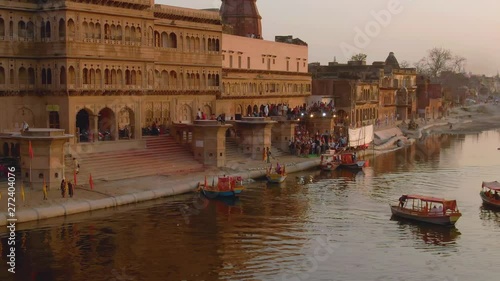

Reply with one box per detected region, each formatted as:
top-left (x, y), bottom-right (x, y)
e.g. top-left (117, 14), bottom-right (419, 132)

top-left (390, 195), bottom-right (462, 226)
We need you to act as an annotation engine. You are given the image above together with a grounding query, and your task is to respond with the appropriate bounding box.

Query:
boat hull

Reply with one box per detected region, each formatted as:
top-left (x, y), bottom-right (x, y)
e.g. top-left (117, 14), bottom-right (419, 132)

top-left (320, 162), bottom-right (339, 171)
top-left (339, 160), bottom-right (365, 170)
top-left (199, 184), bottom-right (244, 198)
top-left (480, 191), bottom-right (500, 208)
top-left (390, 205), bottom-right (461, 226)
top-left (266, 174), bottom-right (287, 183)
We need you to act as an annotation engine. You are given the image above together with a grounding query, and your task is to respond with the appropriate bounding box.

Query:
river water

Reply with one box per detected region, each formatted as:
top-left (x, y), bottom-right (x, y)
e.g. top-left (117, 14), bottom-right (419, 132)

top-left (1, 130), bottom-right (500, 281)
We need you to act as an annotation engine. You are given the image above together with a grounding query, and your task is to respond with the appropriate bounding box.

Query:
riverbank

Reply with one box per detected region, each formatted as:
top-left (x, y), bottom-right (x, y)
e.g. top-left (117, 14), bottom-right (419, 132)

top-left (0, 154), bottom-right (320, 226)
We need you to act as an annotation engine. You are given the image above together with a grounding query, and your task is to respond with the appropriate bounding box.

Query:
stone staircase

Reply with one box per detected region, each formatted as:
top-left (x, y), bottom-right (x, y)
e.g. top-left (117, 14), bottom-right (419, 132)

top-left (64, 136), bottom-right (204, 182)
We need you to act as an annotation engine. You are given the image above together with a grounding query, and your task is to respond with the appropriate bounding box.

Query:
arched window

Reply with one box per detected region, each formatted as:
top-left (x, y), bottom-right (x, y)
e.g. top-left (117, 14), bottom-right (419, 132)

top-left (19, 67), bottom-right (27, 84)
top-left (28, 68), bottom-right (35, 85)
top-left (68, 66), bottom-right (75, 85)
top-left (67, 19), bottom-right (75, 39)
top-left (116, 25), bottom-right (122, 40)
top-left (104, 69), bottom-right (110, 85)
top-left (136, 27), bottom-right (141, 43)
top-left (45, 21), bottom-right (51, 39)
top-left (26, 21), bottom-right (34, 39)
top-left (42, 69), bottom-right (47, 84)
top-left (161, 32), bottom-right (168, 47)
top-left (117, 69), bottom-right (123, 86)
top-left (136, 70), bottom-right (142, 86)
top-left (82, 22), bottom-right (89, 38)
top-left (88, 22), bottom-right (94, 39)
top-left (8, 20), bottom-right (13, 37)
top-left (60, 66), bottom-right (66, 85)
top-left (95, 22), bottom-right (101, 39)
top-left (169, 33), bottom-right (177, 48)
top-left (0, 67), bottom-right (5, 84)
top-left (125, 69), bottom-right (131, 85)
top-left (104, 24), bottom-right (110, 40)
top-left (58, 18), bottom-right (65, 39)
top-left (47, 69), bottom-right (52, 84)
top-left (40, 21), bottom-right (46, 39)
top-left (0, 18), bottom-right (4, 37)
top-left (82, 68), bottom-right (89, 84)
top-left (18, 21), bottom-right (26, 39)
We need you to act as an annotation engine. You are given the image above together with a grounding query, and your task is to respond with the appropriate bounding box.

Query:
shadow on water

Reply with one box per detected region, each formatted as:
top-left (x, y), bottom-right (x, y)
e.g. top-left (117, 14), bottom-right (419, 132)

top-left (390, 215), bottom-right (461, 246)
top-left (479, 204), bottom-right (500, 225)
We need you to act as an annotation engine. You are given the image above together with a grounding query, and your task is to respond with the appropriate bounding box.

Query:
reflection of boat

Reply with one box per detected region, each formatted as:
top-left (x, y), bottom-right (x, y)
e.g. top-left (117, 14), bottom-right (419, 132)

top-left (338, 152), bottom-right (365, 170)
top-left (391, 216), bottom-right (461, 245)
top-left (266, 163), bottom-right (287, 183)
top-left (390, 195), bottom-right (462, 226)
top-left (320, 150), bottom-right (340, 171)
top-left (480, 181), bottom-right (500, 208)
top-left (198, 176), bottom-right (244, 198)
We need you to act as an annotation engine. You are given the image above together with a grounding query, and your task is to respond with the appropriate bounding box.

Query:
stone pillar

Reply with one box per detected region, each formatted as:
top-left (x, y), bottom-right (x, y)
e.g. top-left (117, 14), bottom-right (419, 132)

top-left (192, 120), bottom-right (231, 167)
top-left (235, 117), bottom-right (276, 160)
top-left (271, 120), bottom-right (299, 152)
top-left (92, 114), bottom-right (98, 142)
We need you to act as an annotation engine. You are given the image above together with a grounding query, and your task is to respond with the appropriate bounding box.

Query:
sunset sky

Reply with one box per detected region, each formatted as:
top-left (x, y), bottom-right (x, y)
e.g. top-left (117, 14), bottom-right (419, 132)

top-left (158, 0), bottom-right (500, 76)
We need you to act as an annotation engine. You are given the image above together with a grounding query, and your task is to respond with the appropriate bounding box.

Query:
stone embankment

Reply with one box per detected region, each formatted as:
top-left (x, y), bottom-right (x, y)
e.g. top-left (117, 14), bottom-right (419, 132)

top-left (0, 157), bottom-right (320, 226)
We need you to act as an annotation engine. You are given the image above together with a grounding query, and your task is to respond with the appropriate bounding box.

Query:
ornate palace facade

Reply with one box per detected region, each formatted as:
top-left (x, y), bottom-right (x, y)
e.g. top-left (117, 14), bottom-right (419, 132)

top-left (0, 0), bottom-right (311, 145)
top-left (0, 0), bottom-right (223, 142)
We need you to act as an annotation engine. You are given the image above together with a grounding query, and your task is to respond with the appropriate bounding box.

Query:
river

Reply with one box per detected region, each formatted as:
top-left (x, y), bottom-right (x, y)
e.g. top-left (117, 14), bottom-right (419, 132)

top-left (1, 130), bottom-right (500, 281)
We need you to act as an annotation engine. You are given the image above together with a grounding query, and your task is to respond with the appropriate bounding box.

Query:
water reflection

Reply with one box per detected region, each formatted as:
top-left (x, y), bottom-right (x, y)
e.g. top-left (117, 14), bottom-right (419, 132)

top-left (1, 130), bottom-right (500, 280)
top-left (391, 216), bottom-right (461, 246)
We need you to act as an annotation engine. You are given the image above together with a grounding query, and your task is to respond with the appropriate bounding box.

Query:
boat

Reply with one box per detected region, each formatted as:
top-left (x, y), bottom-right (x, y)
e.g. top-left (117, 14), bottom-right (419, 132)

top-left (198, 176), bottom-right (244, 198)
top-left (320, 150), bottom-right (340, 171)
top-left (338, 151), bottom-right (365, 170)
top-left (266, 163), bottom-right (287, 183)
top-left (480, 181), bottom-right (500, 208)
top-left (390, 195), bottom-right (462, 226)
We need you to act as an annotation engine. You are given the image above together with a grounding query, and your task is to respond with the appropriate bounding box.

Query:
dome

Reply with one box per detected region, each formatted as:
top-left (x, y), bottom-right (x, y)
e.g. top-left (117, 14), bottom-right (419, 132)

top-left (385, 52), bottom-right (400, 68)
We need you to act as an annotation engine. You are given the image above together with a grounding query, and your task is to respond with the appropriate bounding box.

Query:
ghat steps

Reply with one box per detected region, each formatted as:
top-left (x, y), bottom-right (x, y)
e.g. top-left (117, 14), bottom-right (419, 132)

top-left (64, 135), bottom-right (204, 182)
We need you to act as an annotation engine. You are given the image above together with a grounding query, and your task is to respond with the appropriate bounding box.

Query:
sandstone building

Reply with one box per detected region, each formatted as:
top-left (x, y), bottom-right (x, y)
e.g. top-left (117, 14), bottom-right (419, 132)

top-left (0, 0), bottom-right (310, 148)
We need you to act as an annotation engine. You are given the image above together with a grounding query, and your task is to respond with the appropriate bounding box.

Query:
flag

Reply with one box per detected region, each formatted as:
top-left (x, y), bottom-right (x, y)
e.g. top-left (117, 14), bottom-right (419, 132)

top-left (89, 173), bottom-right (94, 190)
top-left (73, 170), bottom-right (77, 186)
top-left (28, 141), bottom-right (34, 159)
top-left (21, 183), bottom-right (25, 202)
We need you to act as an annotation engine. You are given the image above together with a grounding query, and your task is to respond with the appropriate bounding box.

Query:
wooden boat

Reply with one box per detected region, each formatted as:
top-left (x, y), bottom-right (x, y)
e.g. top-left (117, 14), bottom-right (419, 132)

top-left (338, 151), bottom-right (365, 170)
top-left (198, 176), bottom-right (244, 198)
top-left (390, 195), bottom-right (462, 226)
top-left (320, 150), bottom-right (340, 171)
top-left (266, 163), bottom-right (287, 183)
top-left (480, 181), bottom-right (500, 208)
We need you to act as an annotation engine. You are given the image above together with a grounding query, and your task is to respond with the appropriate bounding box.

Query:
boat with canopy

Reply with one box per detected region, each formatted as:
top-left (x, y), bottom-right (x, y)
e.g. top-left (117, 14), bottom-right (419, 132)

top-left (480, 181), bottom-right (500, 208)
top-left (390, 194), bottom-right (462, 226)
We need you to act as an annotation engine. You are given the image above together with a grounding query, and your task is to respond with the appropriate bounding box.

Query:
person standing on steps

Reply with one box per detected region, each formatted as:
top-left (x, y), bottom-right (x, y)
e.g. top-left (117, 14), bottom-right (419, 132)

top-left (42, 183), bottom-right (48, 200)
top-left (73, 158), bottom-right (79, 174)
top-left (60, 178), bottom-right (66, 198)
top-left (68, 180), bottom-right (74, 198)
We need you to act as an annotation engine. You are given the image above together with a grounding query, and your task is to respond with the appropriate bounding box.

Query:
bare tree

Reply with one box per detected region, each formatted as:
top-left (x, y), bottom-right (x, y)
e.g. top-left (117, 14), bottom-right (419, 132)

top-left (452, 55), bottom-right (467, 73)
top-left (350, 53), bottom-right (367, 62)
top-left (399, 60), bottom-right (410, 68)
top-left (415, 48), bottom-right (468, 79)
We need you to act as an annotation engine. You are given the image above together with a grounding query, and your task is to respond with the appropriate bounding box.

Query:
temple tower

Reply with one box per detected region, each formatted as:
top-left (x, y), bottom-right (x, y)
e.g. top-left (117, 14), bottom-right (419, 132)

top-left (220, 0), bottom-right (263, 38)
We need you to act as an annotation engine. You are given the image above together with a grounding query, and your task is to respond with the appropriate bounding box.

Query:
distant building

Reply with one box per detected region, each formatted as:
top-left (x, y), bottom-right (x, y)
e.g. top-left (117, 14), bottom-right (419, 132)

top-left (219, 0), bottom-right (311, 117)
top-left (310, 52), bottom-right (417, 127)
top-left (416, 76), bottom-right (444, 119)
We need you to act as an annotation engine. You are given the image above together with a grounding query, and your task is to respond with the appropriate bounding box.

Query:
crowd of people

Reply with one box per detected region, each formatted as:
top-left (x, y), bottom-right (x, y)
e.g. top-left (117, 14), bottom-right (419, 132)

top-left (287, 125), bottom-right (349, 157)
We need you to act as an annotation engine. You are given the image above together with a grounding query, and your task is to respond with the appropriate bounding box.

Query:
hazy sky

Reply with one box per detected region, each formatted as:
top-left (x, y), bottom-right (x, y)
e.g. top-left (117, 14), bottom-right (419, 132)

top-left (157, 0), bottom-right (500, 76)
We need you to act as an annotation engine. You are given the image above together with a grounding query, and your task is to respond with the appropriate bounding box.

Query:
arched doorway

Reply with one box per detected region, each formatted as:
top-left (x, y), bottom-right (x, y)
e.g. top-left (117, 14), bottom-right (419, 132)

top-left (118, 107), bottom-right (135, 139)
top-left (253, 105), bottom-right (258, 115)
top-left (180, 104), bottom-right (192, 123)
top-left (203, 105), bottom-right (212, 119)
top-left (15, 107), bottom-right (35, 128)
top-left (246, 105), bottom-right (252, 116)
top-left (76, 108), bottom-right (93, 142)
top-left (49, 111), bottom-right (60, 128)
top-left (98, 107), bottom-right (116, 141)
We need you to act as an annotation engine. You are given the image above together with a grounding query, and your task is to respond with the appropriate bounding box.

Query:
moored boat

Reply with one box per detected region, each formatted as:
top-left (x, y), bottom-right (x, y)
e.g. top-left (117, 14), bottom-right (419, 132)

top-left (320, 150), bottom-right (340, 171)
top-left (198, 176), bottom-right (244, 198)
top-left (266, 163), bottom-right (287, 183)
top-left (480, 181), bottom-right (500, 208)
top-left (390, 195), bottom-right (462, 226)
top-left (338, 151), bottom-right (365, 170)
